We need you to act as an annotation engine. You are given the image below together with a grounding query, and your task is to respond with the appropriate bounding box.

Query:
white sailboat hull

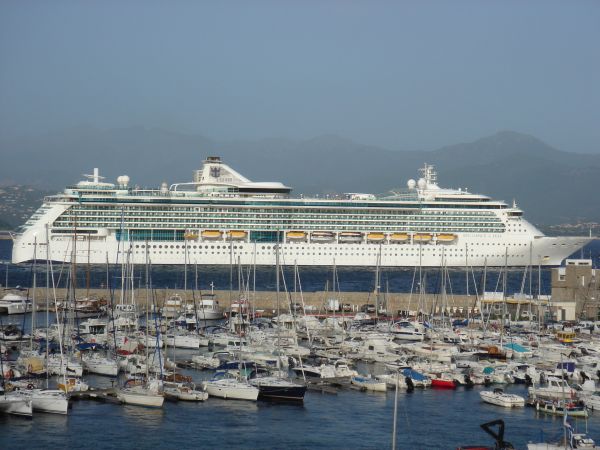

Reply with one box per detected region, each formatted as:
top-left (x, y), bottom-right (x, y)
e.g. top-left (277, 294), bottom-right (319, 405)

top-left (203, 379), bottom-right (259, 401)
top-left (31, 390), bottom-right (69, 414)
top-left (117, 390), bottom-right (164, 407)
top-left (0, 393), bottom-right (33, 416)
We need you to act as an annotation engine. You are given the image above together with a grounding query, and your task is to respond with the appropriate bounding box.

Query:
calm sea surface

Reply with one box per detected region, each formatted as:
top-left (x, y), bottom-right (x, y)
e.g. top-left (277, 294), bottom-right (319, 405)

top-left (1, 239), bottom-right (599, 449)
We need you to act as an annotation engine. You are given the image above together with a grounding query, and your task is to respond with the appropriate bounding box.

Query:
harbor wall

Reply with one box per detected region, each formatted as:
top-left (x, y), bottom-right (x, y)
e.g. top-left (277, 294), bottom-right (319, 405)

top-left (26, 288), bottom-right (480, 315)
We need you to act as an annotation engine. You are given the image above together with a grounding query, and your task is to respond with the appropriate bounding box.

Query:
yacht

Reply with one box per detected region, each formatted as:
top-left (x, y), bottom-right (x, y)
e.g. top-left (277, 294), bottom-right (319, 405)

top-left (0, 291), bottom-right (31, 315)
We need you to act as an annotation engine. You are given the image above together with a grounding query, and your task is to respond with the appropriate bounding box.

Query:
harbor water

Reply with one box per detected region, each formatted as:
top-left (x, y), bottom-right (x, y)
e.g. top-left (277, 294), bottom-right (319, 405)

top-left (1, 239), bottom-right (600, 449)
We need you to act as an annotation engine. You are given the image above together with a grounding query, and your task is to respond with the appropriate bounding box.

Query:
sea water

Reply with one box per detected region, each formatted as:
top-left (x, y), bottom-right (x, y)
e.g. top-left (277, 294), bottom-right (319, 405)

top-left (1, 239), bottom-right (600, 449)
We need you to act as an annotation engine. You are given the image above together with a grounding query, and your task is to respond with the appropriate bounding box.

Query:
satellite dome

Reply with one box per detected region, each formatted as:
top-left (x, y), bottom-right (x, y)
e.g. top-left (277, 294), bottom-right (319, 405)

top-left (407, 179), bottom-right (416, 189)
top-left (117, 175), bottom-right (130, 186)
top-left (417, 178), bottom-right (427, 189)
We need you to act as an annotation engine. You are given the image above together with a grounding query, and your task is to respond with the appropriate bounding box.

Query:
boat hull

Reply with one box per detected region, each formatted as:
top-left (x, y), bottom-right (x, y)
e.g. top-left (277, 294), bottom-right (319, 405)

top-left (203, 380), bottom-right (259, 401)
top-left (0, 393), bottom-right (33, 416)
top-left (117, 390), bottom-right (164, 407)
top-left (13, 231), bottom-right (591, 268)
top-left (31, 390), bottom-right (69, 414)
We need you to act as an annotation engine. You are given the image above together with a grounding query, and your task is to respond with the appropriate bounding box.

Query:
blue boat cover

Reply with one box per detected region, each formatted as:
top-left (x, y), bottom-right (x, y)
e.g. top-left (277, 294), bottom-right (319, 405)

top-left (401, 368), bottom-right (429, 381)
top-left (504, 343), bottom-right (527, 352)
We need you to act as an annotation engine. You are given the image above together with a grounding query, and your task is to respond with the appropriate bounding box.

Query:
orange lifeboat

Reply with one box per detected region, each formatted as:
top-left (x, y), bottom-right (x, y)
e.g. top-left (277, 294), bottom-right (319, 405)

top-left (389, 233), bottom-right (409, 243)
top-left (413, 233), bottom-right (433, 243)
top-left (367, 232), bottom-right (386, 242)
top-left (227, 230), bottom-right (247, 241)
top-left (201, 230), bottom-right (223, 240)
top-left (286, 231), bottom-right (308, 241)
top-left (184, 230), bottom-right (199, 240)
top-left (436, 233), bottom-right (457, 243)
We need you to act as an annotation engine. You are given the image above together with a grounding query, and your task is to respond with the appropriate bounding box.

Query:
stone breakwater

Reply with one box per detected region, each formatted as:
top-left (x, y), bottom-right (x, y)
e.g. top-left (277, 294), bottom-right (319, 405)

top-left (26, 288), bottom-right (479, 315)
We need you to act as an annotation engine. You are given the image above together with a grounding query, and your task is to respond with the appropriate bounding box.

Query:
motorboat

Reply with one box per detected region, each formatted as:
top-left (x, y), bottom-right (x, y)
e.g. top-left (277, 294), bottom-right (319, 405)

top-left (528, 376), bottom-right (578, 400)
top-left (351, 375), bottom-right (387, 392)
top-left (430, 377), bottom-right (457, 389)
top-left (161, 294), bottom-right (183, 318)
top-left (0, 291), bottom-right (31, 315)
top-left (194, 294), bottom-right (225, 320)
top-left (533, 399), bottom-right (588, 418)
top-left (163, 382), bottom-right (208, 402)
top-left (480, 388), bottom-right (525, 407)
top-left (390, 321), bottom-right (425, 342)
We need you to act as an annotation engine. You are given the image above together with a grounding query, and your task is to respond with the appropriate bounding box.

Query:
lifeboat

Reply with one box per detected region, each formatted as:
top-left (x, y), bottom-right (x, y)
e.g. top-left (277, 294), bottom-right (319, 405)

top-left (389, 233), bottom-right (409, 243)
top-left (311, 231), bottom-right (336, 243)
top-left (413, 233), bottom-right (433, 243)
top-left (286, 231), bottom-right (307, 242)
top-left (201, 230), bottom-right (223, 241)
top-left (227, 230), bottom-right (247, 241)
top-left (184, 230), bottom-right (199, 240)
top-left (367, 232), bottom-right (386, 242)
top-left (436, 233), bottom-right (456, 243)
top-left (338, 232), bottom-right (363, 243)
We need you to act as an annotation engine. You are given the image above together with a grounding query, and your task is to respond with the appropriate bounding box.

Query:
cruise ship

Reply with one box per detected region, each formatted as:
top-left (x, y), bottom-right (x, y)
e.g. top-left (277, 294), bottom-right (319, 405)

top-left (11, 157), bottom-right (591, 267)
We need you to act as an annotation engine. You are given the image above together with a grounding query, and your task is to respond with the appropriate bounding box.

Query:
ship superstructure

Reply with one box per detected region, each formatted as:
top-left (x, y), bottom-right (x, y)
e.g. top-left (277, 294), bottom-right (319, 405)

top-left (12, 157), bottom-right (590, 267)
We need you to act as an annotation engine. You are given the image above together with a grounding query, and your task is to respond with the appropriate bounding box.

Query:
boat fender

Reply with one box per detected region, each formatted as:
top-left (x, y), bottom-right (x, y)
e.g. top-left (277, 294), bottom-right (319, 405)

top-left (581, 371), bottom-right (588, 382)
top-left (464, 375), bottom-right (473, 388)
top-left (405, 376), bottom-right (414, 392)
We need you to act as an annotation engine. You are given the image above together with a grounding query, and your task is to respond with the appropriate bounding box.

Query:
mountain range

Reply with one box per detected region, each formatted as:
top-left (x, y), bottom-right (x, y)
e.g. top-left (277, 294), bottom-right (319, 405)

top-left (1, 127), bottom-right (599, 225)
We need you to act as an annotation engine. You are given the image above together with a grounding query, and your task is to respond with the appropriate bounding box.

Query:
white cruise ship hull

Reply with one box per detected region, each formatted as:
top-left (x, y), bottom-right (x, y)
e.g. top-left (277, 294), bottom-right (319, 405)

top-left (12, 232), bottom-right (591, 267)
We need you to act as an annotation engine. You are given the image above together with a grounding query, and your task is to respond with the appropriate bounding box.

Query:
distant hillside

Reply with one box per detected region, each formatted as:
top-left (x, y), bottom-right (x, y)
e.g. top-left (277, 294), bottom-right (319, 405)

top-left (0, 185), bottom-right (53, 229)
top-left (1, 128), bottom-right (599, 225)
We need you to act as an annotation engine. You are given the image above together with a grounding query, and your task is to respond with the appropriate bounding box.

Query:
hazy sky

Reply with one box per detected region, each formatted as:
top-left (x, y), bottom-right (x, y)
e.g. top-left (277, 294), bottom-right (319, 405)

top-left (1, 0), bottom-right (599, 153)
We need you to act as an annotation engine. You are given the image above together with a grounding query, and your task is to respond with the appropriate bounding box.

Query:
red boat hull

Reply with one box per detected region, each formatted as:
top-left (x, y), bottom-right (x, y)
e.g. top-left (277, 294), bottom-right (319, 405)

top-left (431, 379), bottom-right (456, 389)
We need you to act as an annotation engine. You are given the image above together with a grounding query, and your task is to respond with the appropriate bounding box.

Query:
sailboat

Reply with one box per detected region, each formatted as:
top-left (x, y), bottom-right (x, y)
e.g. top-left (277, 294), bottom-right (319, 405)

top-left (0, 338), bottom-right (32, 417)
top-left (249, 247), bottom-right (306, 402)
top-left (24, 236), bottom-right (70, 415)
top-left (116, 250), bottom-right (164, 408)
top-left (203, 248), bottom-right (259, 401)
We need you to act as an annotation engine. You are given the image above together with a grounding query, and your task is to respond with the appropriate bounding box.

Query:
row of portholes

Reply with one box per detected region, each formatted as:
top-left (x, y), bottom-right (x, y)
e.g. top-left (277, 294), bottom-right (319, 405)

top-left (126, 249), bottom-right (527, 258)
top-left (129, 243), bottom-right (529, 251)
